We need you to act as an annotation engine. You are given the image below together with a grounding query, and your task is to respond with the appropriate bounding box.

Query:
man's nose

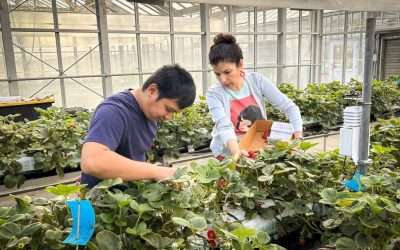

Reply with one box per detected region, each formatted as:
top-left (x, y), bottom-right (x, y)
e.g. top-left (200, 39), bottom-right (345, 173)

top-left (164, 113), bottom-right (173, 120)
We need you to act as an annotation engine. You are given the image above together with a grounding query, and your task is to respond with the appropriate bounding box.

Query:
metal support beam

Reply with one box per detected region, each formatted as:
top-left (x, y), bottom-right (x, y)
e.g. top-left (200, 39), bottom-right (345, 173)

top-left (183, 0), bottom-right (400, 12)
top-left (342, 11), bottom-right (349, 83)
top-left (277, 8), bottom-right (286, 85)
top-left (0, 0), bottom-right (18, 95)
top-left (316, 10), bottom-right (323, 83)
top-left (200, 3), bottom-right (210, 96)
top-left (253, 7), bottom-right (257, 71)
top-left (297, 10), bottom-right (302, 88)
top-left (134, 1), bottom-right (144, 86)
top-left (310, 10), bottom-right (318, 83)
top-left (228, 6), bottom-right (233, 32)
top-left (357, 12), bottom-right (377, 175)
top-left (95, 0), bottom-right (113, 97)
top-left (52, 0), bottom-right (67, 107)
top-left (169, 0), bottom-right (175, 64)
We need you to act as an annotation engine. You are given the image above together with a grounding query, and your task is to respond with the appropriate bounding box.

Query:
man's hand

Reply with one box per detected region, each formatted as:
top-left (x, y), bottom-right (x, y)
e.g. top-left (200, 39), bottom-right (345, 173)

top-left (293, 131), bottom-right (303, 139)
top-left (154, 166), bottom-right (176, 181)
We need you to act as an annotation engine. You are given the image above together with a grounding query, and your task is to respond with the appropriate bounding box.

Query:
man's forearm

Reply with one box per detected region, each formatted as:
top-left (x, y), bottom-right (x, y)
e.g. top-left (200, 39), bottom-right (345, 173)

top-left (81, 147), bottom-right (172, 181)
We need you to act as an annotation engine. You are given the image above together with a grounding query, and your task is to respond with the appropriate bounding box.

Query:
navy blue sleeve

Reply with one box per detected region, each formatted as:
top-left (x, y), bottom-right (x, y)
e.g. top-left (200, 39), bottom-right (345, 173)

top-left (85, 104), bottom-right (124, 151)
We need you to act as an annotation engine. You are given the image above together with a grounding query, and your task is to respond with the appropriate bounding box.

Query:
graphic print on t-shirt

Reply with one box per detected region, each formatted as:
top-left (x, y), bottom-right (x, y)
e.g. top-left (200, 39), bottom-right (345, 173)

top-left (230, 95), bottom-right (263, 134)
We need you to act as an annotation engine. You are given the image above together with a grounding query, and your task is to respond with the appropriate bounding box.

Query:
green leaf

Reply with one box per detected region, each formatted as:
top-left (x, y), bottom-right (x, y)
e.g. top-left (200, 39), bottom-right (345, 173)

top-left (322, 218), bottom-right (343, 229)
top-left (44, 229), bottom-right (63, 241)
top-left (21, 222), bottom-right (42, 236)
top-left (171, 217), bottom-right (191, 228)
top-left (129, 200), bottom-right (154, 214)
top-left (96, 230), bottom-right (122, 250)
top-left (358, 216), bottom-right (379, 229)
top-left (196, 165), bottom-right (220, 184)
top-left (46, 184), bottom-right (82, 197)
top-left (142, 233), bottom-right (174, 248)
top-left (4, 174), bottom-right (17, 188)
top-left (138, 204), bottom-right (154, 214)
top-left (267, 244), bottom-right (287, 250)
top-left (0, 223), bottom-right (21, 239)
top-left (99, 213), bottom-right (114, 224)
top-left (6, 236), bottom-right (31, 248)
top-left (87, 241), bottom-right (99, 250)
top-left (108, 192), bottom-right (131, 208)
top-left (299, 141), bottom-right (318, 151)
top-left (256, 231), bottom-right (270, 244)
top-left (218, 227), bottom-right (239, 240)
top-left (355, 232), bottom-right (375, 248)
top-left (336, 237), bottom-right (357, 250)
top-left (32, 197), bottom-right (50, 206)
top-left (95, 178), bottom-right (123, 189)
top-left (189, 216), bottom-right (207, 231)
top-left (8, 213), bottom-right (30, 223)
top-left (129, 200), bottom-right (140, 211)
top-left (11, 195), bottom-right (32, 212)
top-left (142, 183), bottom-right (167, 202)
top-left (126, 222), bottom-right (151, 236)
top-left (261, 165), bottom-right (275, 176)
top-left (231, 226), bottom-right (257, 242)
top-left (257, 175), bottom-right (273, 184)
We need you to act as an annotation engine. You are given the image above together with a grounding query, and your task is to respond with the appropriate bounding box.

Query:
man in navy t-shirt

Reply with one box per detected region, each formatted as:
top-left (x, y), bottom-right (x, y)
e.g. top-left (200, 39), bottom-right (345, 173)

top-left (80, 65), bottom-right (196, 188)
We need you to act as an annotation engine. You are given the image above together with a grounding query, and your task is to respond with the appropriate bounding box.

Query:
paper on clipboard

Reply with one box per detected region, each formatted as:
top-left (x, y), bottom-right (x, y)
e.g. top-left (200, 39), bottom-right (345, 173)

top-left (269, 122), bottom-right (293, 141)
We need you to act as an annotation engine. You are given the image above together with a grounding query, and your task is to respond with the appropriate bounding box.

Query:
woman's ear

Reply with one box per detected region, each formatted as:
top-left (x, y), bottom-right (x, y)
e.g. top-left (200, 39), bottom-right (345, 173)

top-left (238, 59), bottom-right (244, 69)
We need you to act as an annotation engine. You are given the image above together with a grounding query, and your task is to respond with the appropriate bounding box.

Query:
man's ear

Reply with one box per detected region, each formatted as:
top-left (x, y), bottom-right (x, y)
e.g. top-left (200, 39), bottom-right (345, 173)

top-left (146, 83), bottom-right (159, 98)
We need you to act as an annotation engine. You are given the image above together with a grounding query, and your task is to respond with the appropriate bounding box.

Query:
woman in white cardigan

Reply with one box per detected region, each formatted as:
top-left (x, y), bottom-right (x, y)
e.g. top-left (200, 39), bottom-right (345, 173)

top-left (206, 33), bottom-right (303, 160)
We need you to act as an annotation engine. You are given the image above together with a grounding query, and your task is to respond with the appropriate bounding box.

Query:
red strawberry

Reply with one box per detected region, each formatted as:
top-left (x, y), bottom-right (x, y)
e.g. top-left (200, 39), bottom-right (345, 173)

top-left (248, 150), bottom-right (257, 159)
top-left (216, 178), bottom-right (227, 189)
top-left (207, 229), bottom-right (217, 240)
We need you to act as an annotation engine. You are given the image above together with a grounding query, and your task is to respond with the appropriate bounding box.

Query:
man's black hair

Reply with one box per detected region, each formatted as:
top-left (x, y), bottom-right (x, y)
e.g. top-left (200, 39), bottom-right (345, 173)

top-left (142, 64), bottom-right (196, 109)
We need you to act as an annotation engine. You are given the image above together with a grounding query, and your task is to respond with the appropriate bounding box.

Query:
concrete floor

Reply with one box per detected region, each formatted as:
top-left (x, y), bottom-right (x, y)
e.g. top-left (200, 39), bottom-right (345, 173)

top-left (0, 171), bottom-right (80, 206)
top-left (0, 133), bottom-right (340, 207)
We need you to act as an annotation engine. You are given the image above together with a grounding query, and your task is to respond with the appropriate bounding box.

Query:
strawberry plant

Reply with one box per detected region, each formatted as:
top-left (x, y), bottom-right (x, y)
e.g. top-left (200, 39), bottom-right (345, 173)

top-left (0, 107), bottom-right (90, 188)
top-left (318, 172), bottom-right (400, 250)
top-left (27, 107), bottom-right (89, 177)
top-left (0, 115), bottom-right (31, 188)
top-left (349, 79), bottom-right (400, 119)
top-left (266, 79), bottom-right (400, 134)
top-left (147, 97), bottom-right (213, 162)
top-left (370, 117), bottom-right (400, 169)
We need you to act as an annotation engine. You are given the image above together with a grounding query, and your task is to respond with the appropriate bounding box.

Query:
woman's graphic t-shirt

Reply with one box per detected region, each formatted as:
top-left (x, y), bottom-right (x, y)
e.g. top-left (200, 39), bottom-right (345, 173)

top-left (225, 82), bottom-right (263, 134)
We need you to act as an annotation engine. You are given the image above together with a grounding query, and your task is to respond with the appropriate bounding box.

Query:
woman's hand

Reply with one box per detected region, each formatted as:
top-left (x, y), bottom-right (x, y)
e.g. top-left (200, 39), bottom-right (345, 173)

top-left (227, 139), bottom-right (248, 161)
top-left (293, 131), bottom-right (303, 139)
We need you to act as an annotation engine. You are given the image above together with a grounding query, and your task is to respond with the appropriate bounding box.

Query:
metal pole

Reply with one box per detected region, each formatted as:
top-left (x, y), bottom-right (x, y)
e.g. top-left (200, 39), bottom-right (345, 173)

top-left (342, 11), bottom-right (349, 83)
top-left (316, 10), bottom-right (323, 83)
top-left (169, 0), bottom-right (175, 64)
top-left (200, 4), bottom-right (210, 96)
top-left (52, 0), bottom-right (67, 107)
top-left (297, 11), bottom-right (302, 88)
top-left (134, 2), bottom-right (144, 86)
top-left (357, 12), bottom-right (377, 175)
top-left (95, 0), bottom-right (113, 97)
top-left (253, 7), bottom-right (257, 72)
top-left (228, 6), bottom-right (233, 32)
top-left (277, 8), bottom-right (286, 85)
top-left (0, 0), bottom-right (19, 95)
